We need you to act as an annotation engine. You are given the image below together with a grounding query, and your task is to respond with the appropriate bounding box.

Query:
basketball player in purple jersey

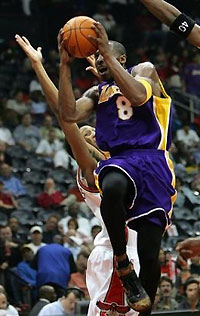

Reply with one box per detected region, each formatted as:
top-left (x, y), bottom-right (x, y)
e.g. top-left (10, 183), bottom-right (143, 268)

top-left (140, 0), bottom-right (200, 48)
top-left (138, 0), bottom-right (200, 264)
top-left (59, 22), bottom-right (176, 315)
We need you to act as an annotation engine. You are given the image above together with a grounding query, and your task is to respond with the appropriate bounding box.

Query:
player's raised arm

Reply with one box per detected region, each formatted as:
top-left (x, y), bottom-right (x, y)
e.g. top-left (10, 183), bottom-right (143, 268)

top-left (58, 32), bottom-right (98, 123)
top-left (15, 34), bottom-right (59, 116)
top-left (140, 0), bottom-right (200, 48)
top-left (91, 22), bottom-right (151, 107)
top-left (16, 34), bottom-right (97, 187)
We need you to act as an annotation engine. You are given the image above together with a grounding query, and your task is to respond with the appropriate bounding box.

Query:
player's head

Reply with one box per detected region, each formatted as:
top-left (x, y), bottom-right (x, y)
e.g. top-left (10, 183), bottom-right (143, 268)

top-left (95, 40), bottom-right (126, 81)
top-left (80, 125), bottom-right (96, 148)
top-left (79, 125), bottom-right (105, 160)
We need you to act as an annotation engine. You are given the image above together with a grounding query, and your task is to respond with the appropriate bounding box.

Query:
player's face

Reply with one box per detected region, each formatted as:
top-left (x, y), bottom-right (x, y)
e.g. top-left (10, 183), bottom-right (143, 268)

top-left (80, 125), bottom-right (96, 148)
top-left (95, 44), bottom-right (120, 81)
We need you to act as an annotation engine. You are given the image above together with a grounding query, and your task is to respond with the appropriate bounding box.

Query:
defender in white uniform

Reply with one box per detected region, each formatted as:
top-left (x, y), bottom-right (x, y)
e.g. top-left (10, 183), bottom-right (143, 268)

top-left (77, 169), bottom-right (140, 316)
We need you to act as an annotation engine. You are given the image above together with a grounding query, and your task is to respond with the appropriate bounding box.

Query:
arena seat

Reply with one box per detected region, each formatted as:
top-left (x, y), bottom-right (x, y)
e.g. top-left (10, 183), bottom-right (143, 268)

top-left (48, 167), bottom-right (75, 185)
top-left (23, 170), bottom-right (46, 184)
top-left (0, 211), bottom-right (8, 225)
top-left (176, 220), bottom-right (193, 237)
top-left (10, 210), bottom-right (36, 226)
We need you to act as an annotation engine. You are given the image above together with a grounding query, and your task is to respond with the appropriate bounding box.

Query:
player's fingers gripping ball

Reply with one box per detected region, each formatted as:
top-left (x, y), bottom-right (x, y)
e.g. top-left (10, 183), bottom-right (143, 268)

top-left (62, 16), bottom-right (98, 58)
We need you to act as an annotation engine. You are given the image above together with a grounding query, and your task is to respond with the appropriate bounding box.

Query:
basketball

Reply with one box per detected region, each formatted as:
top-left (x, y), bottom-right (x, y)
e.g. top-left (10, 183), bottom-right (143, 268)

top-left (62, 16), bottom-right (98, 58)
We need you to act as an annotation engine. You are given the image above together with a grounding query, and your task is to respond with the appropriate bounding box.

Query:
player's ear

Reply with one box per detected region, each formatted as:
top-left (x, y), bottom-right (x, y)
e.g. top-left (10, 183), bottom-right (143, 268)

top-left (119, 54), bottom-right (126, 66)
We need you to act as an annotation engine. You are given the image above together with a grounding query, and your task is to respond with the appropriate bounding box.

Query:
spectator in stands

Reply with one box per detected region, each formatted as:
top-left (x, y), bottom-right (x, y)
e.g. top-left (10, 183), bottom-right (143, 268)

top-left (17, 244), bottom-right (36, 288)
top-left (59, 202), bottom-right (91, 237)
top-left (93, 3), bottom-right (117, 38)
top-left (181, 53), bottom-right (200, 98)
top-left (190, 256), bottom-right (200, 275)
top-left (29, 285), bottom-right (56, 316)
top-left (0, 141), bottom-right (12, 166)
top-left (40, 115), bottom-right (64, 141)
top-left (53, 148), bottom-right (77, 172)
top-left (8, 217), bottom-right (27, 244)
top-left (63, 228), bottom-right (82, 261)
top-left (13, 113), bottom-right (40, 152)
top-left (166, 55), bottom-right (182, 91)
top-left (178, 278), bottom-right (200, 311)
top-left (36, 129), bottom-right (63, 157)
top-left (33, 243), bottom-right (76, 298)
top-left (0, 181), bottom-right (18, 211)
top-left (177, 124), bottom-right (200, 150)
top-left (43, 215), bottom-right (59, 244)
top-left (6, 90), bottom-right (29, 127)
top-left (37, 178), bottom-right (65, 209)
top-left (0, 225), bottom-right (21, 267)
top-left (26, 226), bottom-right (46, 255)
top-left (0, 163), bottom-right (26, 197)
top-left (0, 291), bottom-right (19, 316)
top-left (159, 248), bottom-right (178, 279)
top-left (91, 224), bottom-right (102, 240)
top-left (30, 90), bottom-right (47, 124)
top-left (0, 225), bottom-right (22, 301)
top-left (38, 288), bottom-right (82, 316)
top-left (156, 276), bottom-right (178, 311)
top-left (176, 123), bottom-right (200, 165)
top-left (0, 225), bottom-right (21, 266)
top-left (0, 118), bottom-right (15, 146)
top-left (69, 251), bottom-right (89, 299)
top-left (29, 75), bottom-right (43, 94)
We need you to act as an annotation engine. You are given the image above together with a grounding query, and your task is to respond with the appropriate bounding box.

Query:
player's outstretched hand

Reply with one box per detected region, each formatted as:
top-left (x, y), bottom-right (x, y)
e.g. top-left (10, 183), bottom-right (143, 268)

top-left (90, 22), bottom-right (111, 57)
top-left (176, 237), bottom-right (200, 260)
top-left (57, 29), bottom-right (74, 64)
top-left (86, 55), bottom-right (101, 81)
top-left (15, 34), bottom-right (42, 65)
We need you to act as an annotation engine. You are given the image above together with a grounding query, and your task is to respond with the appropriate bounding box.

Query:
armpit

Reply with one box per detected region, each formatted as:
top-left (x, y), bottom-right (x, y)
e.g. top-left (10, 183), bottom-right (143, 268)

top-left (83, 85), bottom-right (99, 105)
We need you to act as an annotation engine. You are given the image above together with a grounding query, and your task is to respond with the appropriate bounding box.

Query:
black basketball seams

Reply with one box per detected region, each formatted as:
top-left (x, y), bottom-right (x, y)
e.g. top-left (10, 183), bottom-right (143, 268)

top-left (65, 22), bottom-right (72, 54)
top-left (79, 18), bottom-right (97, 50)
top-left (74, 17), bottom-right (84, 57)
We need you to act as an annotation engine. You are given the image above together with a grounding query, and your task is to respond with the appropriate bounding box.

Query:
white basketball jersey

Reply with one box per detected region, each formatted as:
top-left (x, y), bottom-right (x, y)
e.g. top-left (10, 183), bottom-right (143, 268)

top-left (77, 168), bottom-right (111, 247)
top-left (77, 168), bottom-right (139, 316)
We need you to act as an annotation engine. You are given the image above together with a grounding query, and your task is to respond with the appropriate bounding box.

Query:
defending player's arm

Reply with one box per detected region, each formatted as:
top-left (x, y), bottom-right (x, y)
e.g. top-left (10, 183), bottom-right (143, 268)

top-left (15, 35), bottom-right (59, 116)
top-left (140, 0), bottom-right (200, 48)
top-left (16, 35), bottom-right (97, 187)
top-left (176, 237), bottom-right (200, 262)
top-left (58, 35), bottom-right (98, 123)
top-left (92, 22), bottom-right (152, 106)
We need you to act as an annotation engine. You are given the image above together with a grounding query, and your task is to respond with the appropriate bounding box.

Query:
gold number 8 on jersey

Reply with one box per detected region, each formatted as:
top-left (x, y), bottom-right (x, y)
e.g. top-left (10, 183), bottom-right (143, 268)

top-left (116, 95), bottom-right (133, 120)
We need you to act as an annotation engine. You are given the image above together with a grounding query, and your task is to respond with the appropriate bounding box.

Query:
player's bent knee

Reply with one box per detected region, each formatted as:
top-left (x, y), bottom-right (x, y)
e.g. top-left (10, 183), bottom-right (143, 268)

top-left (101, 171), bottom-right (129, 199)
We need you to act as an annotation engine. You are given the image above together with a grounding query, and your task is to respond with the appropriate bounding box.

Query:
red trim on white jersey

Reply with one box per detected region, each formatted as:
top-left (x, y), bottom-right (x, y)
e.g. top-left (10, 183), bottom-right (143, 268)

top-left (77, 168), bottom-right (99, 193)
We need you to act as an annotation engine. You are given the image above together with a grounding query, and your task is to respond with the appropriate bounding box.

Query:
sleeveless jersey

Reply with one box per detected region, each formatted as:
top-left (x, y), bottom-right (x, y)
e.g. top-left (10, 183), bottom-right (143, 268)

top-left (77, 168), bottom-right (111, 247)
top-left (95, 68), bottom-right (173, 154)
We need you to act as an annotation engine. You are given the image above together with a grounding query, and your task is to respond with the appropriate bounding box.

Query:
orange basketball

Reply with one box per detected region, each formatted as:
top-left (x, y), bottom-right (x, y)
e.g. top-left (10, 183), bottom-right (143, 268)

top-left (63, 16), bottom-right (98, 58)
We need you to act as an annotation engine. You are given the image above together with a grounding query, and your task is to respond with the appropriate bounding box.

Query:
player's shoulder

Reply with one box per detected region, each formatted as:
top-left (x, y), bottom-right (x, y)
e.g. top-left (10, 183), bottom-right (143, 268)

top-left (83, 85), bottom-right (98, 99)
top-left (131, 62), bottom-right (156, 76)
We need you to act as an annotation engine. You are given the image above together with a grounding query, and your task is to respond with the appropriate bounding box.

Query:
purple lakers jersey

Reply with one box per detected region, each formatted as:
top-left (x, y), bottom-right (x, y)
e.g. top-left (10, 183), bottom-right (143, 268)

top-left (95, 70), bottom-right (173, 154)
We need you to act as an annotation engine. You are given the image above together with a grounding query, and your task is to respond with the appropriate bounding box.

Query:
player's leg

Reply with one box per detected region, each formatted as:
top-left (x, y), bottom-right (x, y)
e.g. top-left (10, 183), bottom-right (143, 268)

top-left (100, 168), bottom-right (129, 258)
top-left (133, 218), bottom-right (163, 316)
top-left (100, 168), bottom-right (151, 312)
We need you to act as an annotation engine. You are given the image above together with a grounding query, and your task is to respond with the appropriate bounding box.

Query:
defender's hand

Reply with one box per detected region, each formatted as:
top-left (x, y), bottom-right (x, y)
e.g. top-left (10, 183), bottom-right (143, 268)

top-left (86, 55), bottom-right (101, 81)
top-left (15, 34), bottom-right (42, 65)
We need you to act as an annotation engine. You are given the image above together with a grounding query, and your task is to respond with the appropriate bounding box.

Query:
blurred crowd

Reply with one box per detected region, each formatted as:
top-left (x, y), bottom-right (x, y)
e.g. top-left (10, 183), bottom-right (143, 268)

top-left (1, 0), bottom-right (200, 315)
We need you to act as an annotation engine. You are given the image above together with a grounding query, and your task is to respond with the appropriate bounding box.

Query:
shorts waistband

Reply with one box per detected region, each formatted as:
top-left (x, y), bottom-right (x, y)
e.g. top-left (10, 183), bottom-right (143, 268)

top-left (110, 148), bottom-right (166, 157)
